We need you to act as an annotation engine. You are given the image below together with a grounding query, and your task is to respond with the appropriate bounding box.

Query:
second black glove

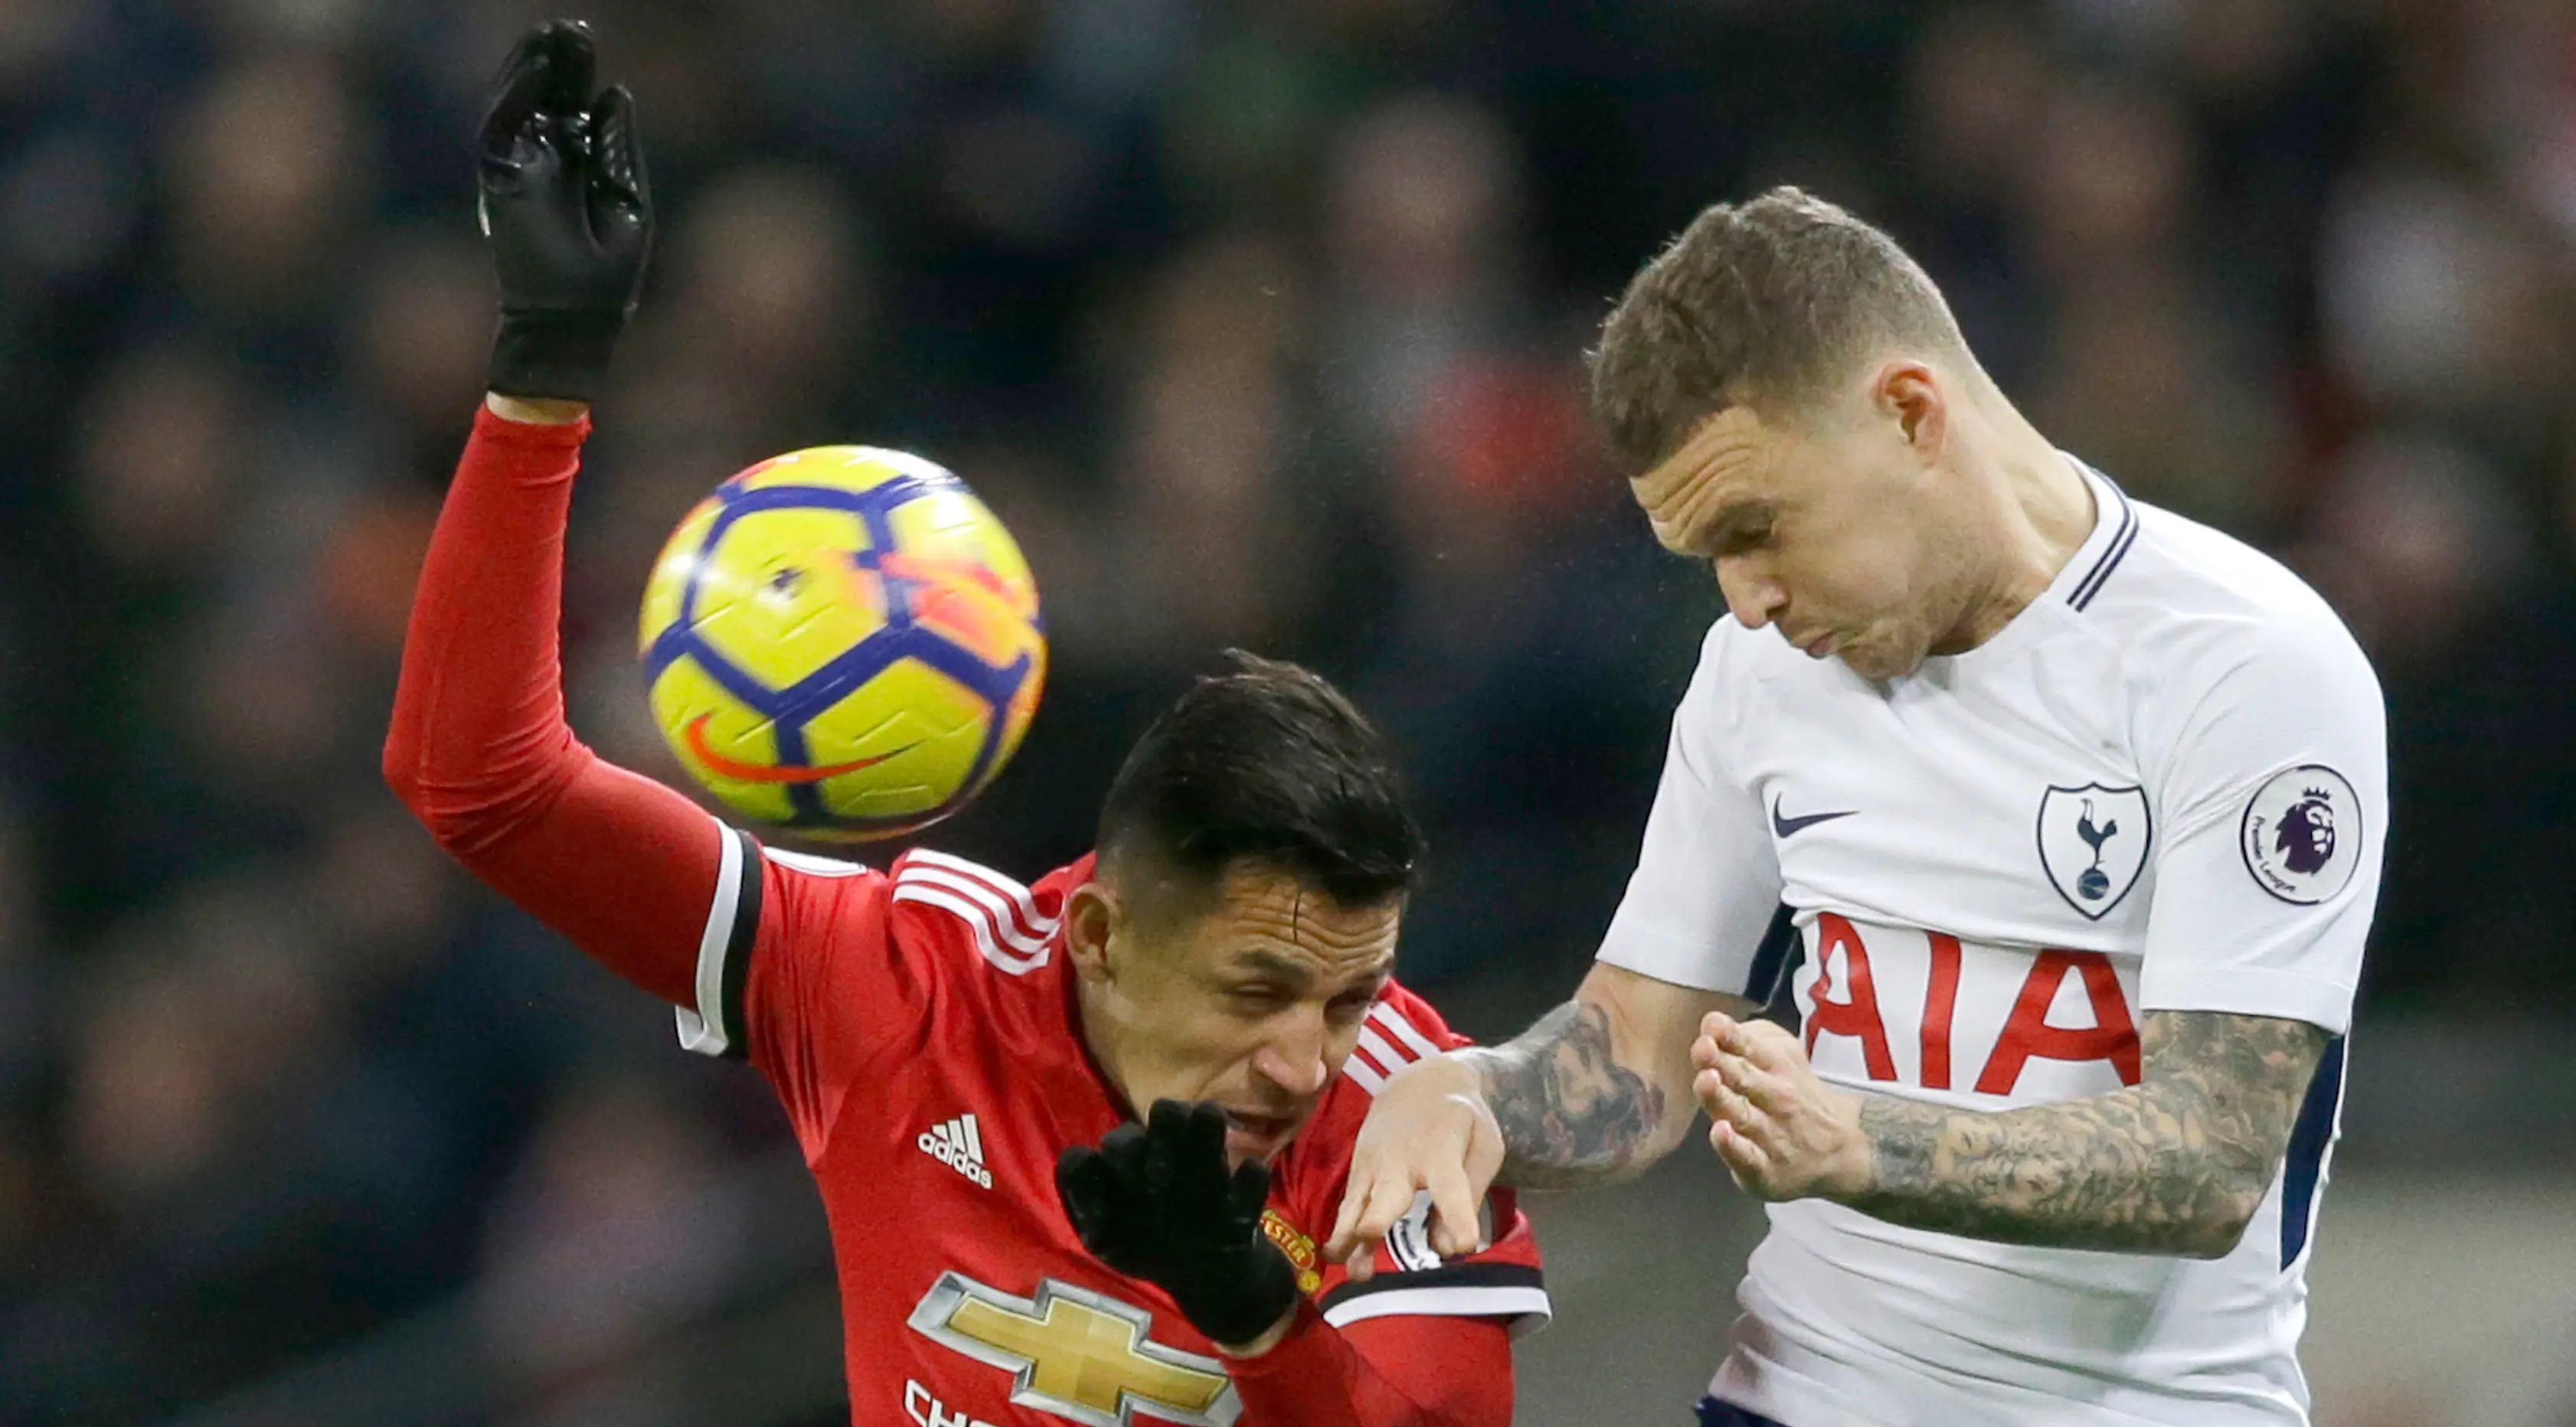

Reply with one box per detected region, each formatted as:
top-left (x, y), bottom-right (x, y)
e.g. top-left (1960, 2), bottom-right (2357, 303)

top-left (1056, 1100), bottom-right (1302, 1348)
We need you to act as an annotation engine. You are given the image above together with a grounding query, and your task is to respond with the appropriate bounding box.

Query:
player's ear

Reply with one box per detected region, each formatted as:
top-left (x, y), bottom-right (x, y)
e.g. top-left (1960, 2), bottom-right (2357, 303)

top-left (1873, 360), bottom-right (1946, 465)
top-left (1064, 881), bottom-right (1120, 985)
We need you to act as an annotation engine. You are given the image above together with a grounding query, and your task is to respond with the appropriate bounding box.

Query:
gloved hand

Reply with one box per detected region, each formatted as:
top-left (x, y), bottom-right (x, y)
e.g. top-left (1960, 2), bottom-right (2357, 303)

top-left (1057, 1100), bottom-right (1302, 1349)
top-left (476, 19), bottom-right (652, 403)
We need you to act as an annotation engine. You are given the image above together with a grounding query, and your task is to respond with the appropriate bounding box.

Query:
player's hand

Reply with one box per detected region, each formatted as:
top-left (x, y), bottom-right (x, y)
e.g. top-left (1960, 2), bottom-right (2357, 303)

top-left (1056, 1100), bottom-right (1302, 1352)
top-left (477, 19), bottom-right (652, 403)
top-left (1323, 1052), bottom-right (1502, 1282)
top-left (1692, 1011), bottom-right (1872, 1201)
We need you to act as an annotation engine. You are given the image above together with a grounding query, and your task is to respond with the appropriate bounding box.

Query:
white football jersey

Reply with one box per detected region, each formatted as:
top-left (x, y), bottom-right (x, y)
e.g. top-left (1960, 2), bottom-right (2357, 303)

top-left (1598, 459), bottom-right (2385, 1427)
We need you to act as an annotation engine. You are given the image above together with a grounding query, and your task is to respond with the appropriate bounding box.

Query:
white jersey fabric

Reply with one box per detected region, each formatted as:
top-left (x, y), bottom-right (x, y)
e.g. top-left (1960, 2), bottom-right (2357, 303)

top-left (1599, 459), bottom-right (2385, 1427)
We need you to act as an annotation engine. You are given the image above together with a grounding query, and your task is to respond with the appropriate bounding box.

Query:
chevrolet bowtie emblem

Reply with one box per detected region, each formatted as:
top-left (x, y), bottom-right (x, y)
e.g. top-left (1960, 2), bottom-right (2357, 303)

top-left (909, 1272), bottom-right (1241, 1427)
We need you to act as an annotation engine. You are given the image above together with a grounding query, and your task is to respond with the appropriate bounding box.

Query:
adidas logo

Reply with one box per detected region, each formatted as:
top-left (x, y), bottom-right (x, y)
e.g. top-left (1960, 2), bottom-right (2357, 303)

top-left (917, 1113), bottom-right (992, 1190)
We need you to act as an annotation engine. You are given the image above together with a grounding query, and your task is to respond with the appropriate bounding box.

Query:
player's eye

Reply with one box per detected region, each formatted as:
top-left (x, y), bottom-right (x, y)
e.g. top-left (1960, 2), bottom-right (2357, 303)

top-left (1715, 520), bottom-right (1773, 557)
top-left (1230, 985), bottom-right (1290, 1012)
top-left (1326, 981), bottom-right (1386, 1023)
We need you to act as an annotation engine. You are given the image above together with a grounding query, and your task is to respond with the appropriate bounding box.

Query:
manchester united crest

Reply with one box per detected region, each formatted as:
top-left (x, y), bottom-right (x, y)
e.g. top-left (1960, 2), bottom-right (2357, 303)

top-left (1260, 1210), bottom-right (1323, 1295)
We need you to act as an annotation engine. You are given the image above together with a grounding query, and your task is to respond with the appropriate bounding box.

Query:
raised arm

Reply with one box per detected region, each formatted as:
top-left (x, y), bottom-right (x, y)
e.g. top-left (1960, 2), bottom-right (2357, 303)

top-left (383, 22), bottom-right (722, 1004)
top-left (1692, 1007), bottom-right (2329, 1257)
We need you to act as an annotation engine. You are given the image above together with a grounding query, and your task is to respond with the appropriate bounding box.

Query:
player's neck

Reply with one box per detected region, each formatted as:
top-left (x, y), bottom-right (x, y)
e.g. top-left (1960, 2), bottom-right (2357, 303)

top-left (1950, 414), bottom-right (2097, 651)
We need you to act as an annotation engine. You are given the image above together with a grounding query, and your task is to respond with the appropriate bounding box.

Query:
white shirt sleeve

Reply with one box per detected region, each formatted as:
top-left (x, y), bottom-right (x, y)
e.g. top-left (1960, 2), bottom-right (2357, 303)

top-left (2137, 618), bottom-right (2387, 1034)
top-left (1595, 625), bottom-right (1786, 996)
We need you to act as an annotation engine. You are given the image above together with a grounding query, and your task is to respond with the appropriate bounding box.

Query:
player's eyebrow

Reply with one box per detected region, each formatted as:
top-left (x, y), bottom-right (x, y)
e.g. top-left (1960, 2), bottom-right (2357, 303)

top-left (1234, 949), bottom-right (1316, 988)
top-left (1692, 498), bottom-right (1777, 555)
top-left (1235, 946), bottom-right (1392, 998)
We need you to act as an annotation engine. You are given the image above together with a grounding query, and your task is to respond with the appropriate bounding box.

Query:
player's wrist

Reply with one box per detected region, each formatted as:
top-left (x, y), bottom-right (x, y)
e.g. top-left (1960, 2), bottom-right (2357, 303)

top-left (1175, 1237), bottom-right (1301, 1349)
top-left (1819, 1088), bottom-right (1882, 1202)
top-left (485, 392), bottom-right (590, 425)
top-left (1420, 1047), bottom-right (1496, 1105)
top-left (1211, 1296), bottom-right (1304, 1359)
top-left (488, 314), bottom-right (626, 404)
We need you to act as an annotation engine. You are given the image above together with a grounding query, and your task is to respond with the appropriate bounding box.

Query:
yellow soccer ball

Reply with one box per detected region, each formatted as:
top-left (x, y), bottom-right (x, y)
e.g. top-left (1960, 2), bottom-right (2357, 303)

top-left (639, 446), bottom-right (1046, 840)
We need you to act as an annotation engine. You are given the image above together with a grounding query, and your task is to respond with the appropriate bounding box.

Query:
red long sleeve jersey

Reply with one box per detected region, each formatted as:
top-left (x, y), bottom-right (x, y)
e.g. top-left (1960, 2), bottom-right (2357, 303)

top-left (386, 410), bottom-right (1548, 1427)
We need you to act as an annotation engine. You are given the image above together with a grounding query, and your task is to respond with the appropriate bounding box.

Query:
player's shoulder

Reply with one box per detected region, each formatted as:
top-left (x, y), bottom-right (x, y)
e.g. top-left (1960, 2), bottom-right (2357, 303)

top-left (881, 846), bottom-right (1086, 981)
top-left (1352, 979), bottom-right (1467, 1081)
top-left (2084, 486), bottom-right (2377, 696)
top-left (754, 840), bottom-right (1082, 981)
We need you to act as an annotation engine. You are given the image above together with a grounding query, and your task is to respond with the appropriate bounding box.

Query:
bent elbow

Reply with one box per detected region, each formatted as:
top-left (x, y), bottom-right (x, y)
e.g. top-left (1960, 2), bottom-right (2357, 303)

top-left (2182, 1226), bottom-right (2245, 1261)
top-left (2180, 1184), bottom-right (2267, 1260)
top-left (378, 728), bottom-right (558, 857)
top-left (383, 727), bottom-right (425, 815)
top-left (380, 723), bottom-right (470, 847)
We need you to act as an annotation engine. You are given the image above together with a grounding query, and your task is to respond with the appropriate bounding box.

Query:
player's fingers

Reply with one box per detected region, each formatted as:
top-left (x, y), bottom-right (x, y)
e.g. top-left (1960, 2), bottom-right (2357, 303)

top-left (1326, 1154), bottom-right (1403, 1262)
top-left (1096, 1121), bottom-right (1149, 1171)
top-left (1710, 1011), bottom-right (1767, 1058)
top-left (533, 19), bottom-right (597, 116)
top-left (1691, 1032), bottom-right (1721, 1071)
top-left (1326, 1111), bottom-right (1453, 1260)
top-left (1693, 1063), bottom-right (1737, 1115)
top-left (1228, 1158), bottom-right (1273, 1223)
top-left (480, 30), bottom-right (554, 158)
top-left (1175, 1102), bottom-right (1232, 1197)
top-left (1326, 1168), bottom-right (1370, 1261)
top-left (1712, 1050), bottom-right (1793, 1113)
top-left (1350, 1169), bottom-right (1423, 1248)
top-left (1734, 1019), bottom-right (1807, 1071)
top-left (584, 84), bottom-right (650, 250)
top-left (1424, 1160), bottom-right (1483, 1257)
top-left (1708, 1117), bottom-right (1773, 1190)
top-left (1339, 1173), bottom-right (1424, 1281)
top-left (1695, 1066), bottom-right (1770, 1140)
top-left (1054, 1148), bottom-right (1120, 1249)
top-left (1141, 1099), bottom-right (1196, 1196)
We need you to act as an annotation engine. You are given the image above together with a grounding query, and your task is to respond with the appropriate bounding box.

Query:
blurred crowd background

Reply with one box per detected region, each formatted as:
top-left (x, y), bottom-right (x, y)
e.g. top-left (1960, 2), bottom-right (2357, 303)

top-left (2, 1), bottom-right (2573, 1424)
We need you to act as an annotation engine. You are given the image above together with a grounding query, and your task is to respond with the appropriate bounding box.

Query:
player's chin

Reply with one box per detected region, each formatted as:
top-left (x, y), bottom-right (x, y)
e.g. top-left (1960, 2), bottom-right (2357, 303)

top-left (1836, 632), bottom-right (1921, 681)
top-left (1220, 1109), bottom-right (1304, 1165)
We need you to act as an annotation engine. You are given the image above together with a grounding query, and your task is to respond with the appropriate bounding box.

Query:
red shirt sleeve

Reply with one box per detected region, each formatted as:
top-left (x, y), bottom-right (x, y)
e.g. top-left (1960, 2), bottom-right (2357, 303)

top-left (1223, 1299), bottom-right (1515, 1427)
top-left (384, 406), bottom-right (734, 1008)
top-left (689, 841), bottom-right (941, 1155)
top-left (384, 408), bottom-right (942, 1130)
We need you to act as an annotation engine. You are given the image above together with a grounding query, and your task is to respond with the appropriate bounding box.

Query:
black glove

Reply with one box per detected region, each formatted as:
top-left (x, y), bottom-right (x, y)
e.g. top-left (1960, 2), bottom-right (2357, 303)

top-left (476, 19), bottom-right (652, 403)
top-left (1057, 1100), bottom-right (1302, 1347)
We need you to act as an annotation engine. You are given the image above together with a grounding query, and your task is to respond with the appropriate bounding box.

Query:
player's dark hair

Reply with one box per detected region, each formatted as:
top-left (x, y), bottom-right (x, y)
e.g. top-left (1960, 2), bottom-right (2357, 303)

top-left (1098, 651), bottom-right (1421, 909)
top-left (1587, 185), bottom-right (1971, 475)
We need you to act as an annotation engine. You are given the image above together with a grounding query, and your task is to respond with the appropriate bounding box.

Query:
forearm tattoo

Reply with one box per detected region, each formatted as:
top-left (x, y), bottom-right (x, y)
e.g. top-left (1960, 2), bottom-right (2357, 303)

top-left (1842, 1011), bottom-right (2329, 1256)
top-left (1464, 1000), bottom-right (1671, 1189)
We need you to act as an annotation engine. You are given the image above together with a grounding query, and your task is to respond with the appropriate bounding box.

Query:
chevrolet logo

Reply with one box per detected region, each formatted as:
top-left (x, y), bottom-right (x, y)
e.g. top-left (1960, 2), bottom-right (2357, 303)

top-left (908, 1272), bottom-right (1241, 1427)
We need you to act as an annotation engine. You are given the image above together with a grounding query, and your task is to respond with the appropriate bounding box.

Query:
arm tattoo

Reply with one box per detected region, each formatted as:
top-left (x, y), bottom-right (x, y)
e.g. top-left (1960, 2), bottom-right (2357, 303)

top-left (1841, 1011), bottom-right (2329, 1257)
top-left (1463, 1001), bottom-right (1670, 1189)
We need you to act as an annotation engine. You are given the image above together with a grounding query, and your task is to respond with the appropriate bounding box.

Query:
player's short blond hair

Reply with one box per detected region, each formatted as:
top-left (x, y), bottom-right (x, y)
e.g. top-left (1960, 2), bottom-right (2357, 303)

top-left (1587, 187), bottom-right (1970, 474)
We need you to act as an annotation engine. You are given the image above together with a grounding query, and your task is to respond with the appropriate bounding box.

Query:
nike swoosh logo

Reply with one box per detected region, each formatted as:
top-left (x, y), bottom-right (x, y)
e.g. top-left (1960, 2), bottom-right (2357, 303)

top-left (683, 714), bottom-right (915, 784)
top-left (1771, 795), bottom-right (1857, 838)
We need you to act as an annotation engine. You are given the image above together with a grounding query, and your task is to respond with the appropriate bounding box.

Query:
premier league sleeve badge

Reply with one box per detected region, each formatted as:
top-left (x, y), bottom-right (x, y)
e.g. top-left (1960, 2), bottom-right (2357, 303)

top-left (2239, 765), bottom-right (2362, 905)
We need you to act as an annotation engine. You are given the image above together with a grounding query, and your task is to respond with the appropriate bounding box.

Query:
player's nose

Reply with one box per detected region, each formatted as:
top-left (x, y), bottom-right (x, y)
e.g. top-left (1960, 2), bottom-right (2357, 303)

top-left (1716, 557), bottom-right (1786, 629)
top-left (1253, 1024), bottom-right (1331, 1098)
